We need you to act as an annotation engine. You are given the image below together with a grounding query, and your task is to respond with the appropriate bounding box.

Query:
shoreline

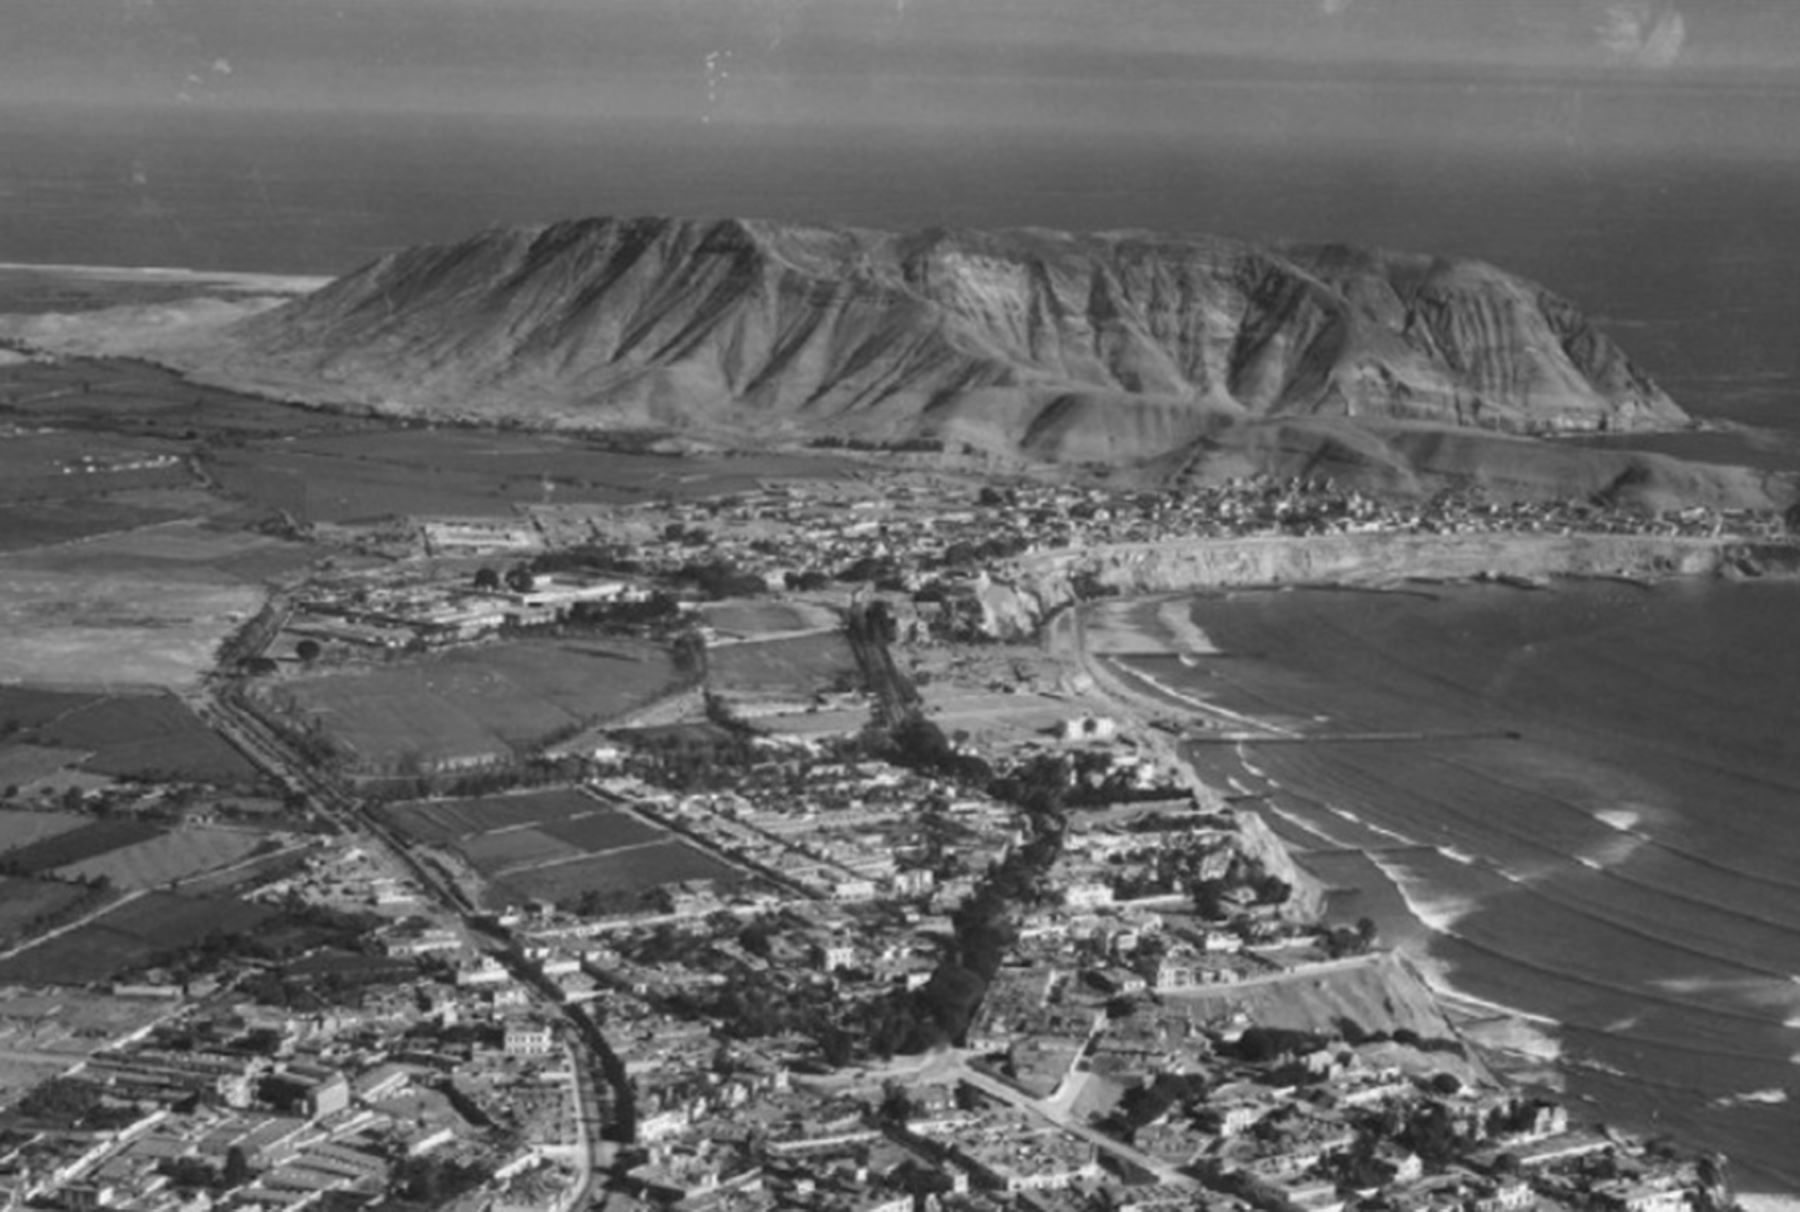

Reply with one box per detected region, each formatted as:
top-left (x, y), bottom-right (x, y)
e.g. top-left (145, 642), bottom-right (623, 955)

top-left (1045, 586), bottom-right (1663, 1145)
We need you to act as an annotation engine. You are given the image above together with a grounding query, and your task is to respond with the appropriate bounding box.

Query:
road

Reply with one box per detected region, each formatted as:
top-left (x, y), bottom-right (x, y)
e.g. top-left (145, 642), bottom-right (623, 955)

top-left (197, 683), bottom-right (620, 1209)
top-left (953, 1062), bottom-right (1204, 1191)
top-left (0, 889), bottom-right (148, 963)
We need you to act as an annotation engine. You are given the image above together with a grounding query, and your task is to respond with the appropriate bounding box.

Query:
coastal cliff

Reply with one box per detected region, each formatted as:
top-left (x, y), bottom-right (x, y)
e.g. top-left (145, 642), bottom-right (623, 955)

top-left (969, 532), bottom-right (1744, 639)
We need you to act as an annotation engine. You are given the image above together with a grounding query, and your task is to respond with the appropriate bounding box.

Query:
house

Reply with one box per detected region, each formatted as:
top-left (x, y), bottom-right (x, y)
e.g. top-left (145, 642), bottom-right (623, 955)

top-left (505, 1022), bottom-right (557, 1057)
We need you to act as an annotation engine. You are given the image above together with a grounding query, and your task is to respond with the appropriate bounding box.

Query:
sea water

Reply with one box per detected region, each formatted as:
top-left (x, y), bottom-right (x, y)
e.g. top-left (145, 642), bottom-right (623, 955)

top-left (1118, 580), bottom-right (1800, 1192)
top-left (1, 103), bottom-right (1797, 436)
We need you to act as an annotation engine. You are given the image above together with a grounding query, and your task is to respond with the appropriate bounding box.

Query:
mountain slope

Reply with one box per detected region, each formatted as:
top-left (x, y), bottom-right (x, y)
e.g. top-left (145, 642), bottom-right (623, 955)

top-left (216, 215), bottom-right (1685, 462)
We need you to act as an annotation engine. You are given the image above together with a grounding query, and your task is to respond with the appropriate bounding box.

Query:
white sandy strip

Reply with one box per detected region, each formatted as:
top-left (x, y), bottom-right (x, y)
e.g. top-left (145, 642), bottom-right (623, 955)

top-left (1114, 659), bottom-right (1300, 737)
top-left (0, 261), bottom-right (330, 293)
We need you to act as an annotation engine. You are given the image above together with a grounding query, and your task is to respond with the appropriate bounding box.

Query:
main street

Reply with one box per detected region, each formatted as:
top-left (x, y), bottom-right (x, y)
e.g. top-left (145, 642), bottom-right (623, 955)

top-left (197, 684), bottom-right (618, 1209)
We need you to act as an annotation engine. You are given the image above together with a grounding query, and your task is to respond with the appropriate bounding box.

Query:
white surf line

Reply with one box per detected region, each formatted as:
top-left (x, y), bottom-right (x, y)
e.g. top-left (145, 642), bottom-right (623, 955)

top-left (1111, 658), bottom-right (1299, 738)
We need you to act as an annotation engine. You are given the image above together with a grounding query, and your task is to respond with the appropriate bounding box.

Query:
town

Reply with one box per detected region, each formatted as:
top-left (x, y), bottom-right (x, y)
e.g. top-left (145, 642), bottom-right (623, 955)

top-left (0, 468), bottom-right (1759, 1212)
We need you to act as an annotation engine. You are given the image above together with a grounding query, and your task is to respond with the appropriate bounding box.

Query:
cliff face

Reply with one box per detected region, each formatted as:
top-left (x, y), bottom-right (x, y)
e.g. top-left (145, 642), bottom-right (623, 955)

top-left (1019, 532), bottom-right (1730, 612)
top-left (219, 216), bottom-right (1685, 463)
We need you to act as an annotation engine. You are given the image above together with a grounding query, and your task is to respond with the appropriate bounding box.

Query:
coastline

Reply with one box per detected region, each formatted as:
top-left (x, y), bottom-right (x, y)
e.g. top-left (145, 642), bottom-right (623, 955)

top-left (1043, 575), bottom-right (1784, 1189)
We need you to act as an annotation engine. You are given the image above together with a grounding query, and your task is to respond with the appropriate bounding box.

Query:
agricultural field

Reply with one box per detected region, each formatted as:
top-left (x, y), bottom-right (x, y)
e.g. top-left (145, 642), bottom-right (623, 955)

top-left (0, 353), bottom-right (363, 441)
top-left (377, 787), bottom-right (603, 846)
top-left (266, 639), bottom-right (679, 771)
top-left (55, 827), bottom-right (273, 891)
top-left (698, 599), bottom-right (838, 638)
top-left (707, 632), bottom-right (862, 698)
top-left (0, 429), bottom-right (193, 503)
top-left (382, 787), bottom-right (740, 909)
top-left (0, 497), bottom-right (192, 553)
top-left (0, 877), bottom-right (97, 945)
top-left (534, 810), bottom-right (664, 853)
top-left (14, 692), bottom-right (257, 785)
top-left (0, 891), bottom-right (276, 986)
top-left (460, 828), bottom-right (583, 877)
top-left (0, 819), bottom-right (164, 875)
top-left (489, 841), bottom-right (739, 907)
top-left (203, 429), bottom-right (859, 525)
top-left (0, 809), bottom-right (88, 851)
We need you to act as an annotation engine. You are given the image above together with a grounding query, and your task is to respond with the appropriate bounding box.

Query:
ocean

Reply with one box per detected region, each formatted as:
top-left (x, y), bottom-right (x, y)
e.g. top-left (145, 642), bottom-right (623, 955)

top-left (4, 100), bottom-right (1800, 1186)
top-left (1112, 580), bottom-right (1800, 1192)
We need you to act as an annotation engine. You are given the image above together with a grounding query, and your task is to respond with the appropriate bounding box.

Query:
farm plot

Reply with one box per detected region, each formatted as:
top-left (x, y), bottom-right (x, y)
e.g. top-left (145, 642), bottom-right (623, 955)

top-left (271, 640), bottom-right (678, 772)
top-left (698, 599), bottom-right (837, 638)
top-left (0, 892), bottom-right (276, 985)
top-left (0, 497), bottom-right (190, 553)
top-left (34, 694), bottom-right (255, 784)
top-left (55, 827), bottom-right (271, 890)
top-left (535, 809), bottom-right (664, 853)
top-left (0, 877), bottom-right (96, 944)
top-left (707, 632), bottom-right (861, 697)
top-left (0, 809), bottom-right (89, 852)
top-left (489, 841), bottom-right (739, 907)
top-left (460, 829), bottom-right (583, 877)
top-left (0, 559), bottom-right (268, 688)
top-left (204, 431), bottom-right (859, 525)
top-left (0, 819), bottom-right (164, 875)
top-left (378, 787), bottom-right (602, 846)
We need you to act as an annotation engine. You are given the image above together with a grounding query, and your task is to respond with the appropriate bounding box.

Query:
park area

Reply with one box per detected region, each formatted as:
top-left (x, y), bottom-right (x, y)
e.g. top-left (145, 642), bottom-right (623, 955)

top-left (262, 638), bottom-right (680, 772)
top-left (379, 787), bottom-right (741, 910)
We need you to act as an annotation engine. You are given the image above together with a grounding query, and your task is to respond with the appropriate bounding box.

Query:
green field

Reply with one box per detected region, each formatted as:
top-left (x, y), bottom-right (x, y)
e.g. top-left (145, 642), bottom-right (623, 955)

top-left (0, 809), bottom-right (89, 851)
top-left (707, 632), bottom-right (861, 697)
top-left (23, 693), bottom-right (256, 785)
top-left (378, 788), bottom-right (604, 846)
top-left (0, 877), bottom-right (96, 945)
top-left (56, 828), bottom-right (271, 891)
top-left (204, 430), bottom-right (858, 525)
top-left (0, 430), bottom-right (193, 503)
top-left (490, 841), bottom-right (739, 906)
top-left (698, 600), bottom-right (836, 637)
top-left (0, 497), bottom-right (192, 553)
top-left (0, 819), bottom-right (164, 875)
top-left (0, 891), bottom-right (276, 985)
top-left (381, 788), bottom-right (739, 908)
top-left (0, 354), bottom-right (374, 441)
top-left (270, 640), bottom-right (679, 771)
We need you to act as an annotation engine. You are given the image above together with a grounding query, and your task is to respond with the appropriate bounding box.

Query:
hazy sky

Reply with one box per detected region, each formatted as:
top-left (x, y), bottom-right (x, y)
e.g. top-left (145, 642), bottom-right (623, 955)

top-left (5, 0), bottom-right (1798, 152)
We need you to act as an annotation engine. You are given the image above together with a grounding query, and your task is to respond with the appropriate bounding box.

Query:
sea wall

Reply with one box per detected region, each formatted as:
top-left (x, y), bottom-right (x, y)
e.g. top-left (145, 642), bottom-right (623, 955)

top-left (979, 532), bottom-right (1741, 637)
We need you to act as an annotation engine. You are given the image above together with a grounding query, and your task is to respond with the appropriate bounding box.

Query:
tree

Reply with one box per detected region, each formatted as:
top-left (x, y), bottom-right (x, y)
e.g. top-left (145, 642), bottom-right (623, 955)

top-left (294, 638), bottom-right (322, 664)
top-left (504, 565), bottom-right (535, 593)
top-left (473, 566), bottom-right (501, 591)
top-left (224, 1145), bottom-right (252, 1188)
